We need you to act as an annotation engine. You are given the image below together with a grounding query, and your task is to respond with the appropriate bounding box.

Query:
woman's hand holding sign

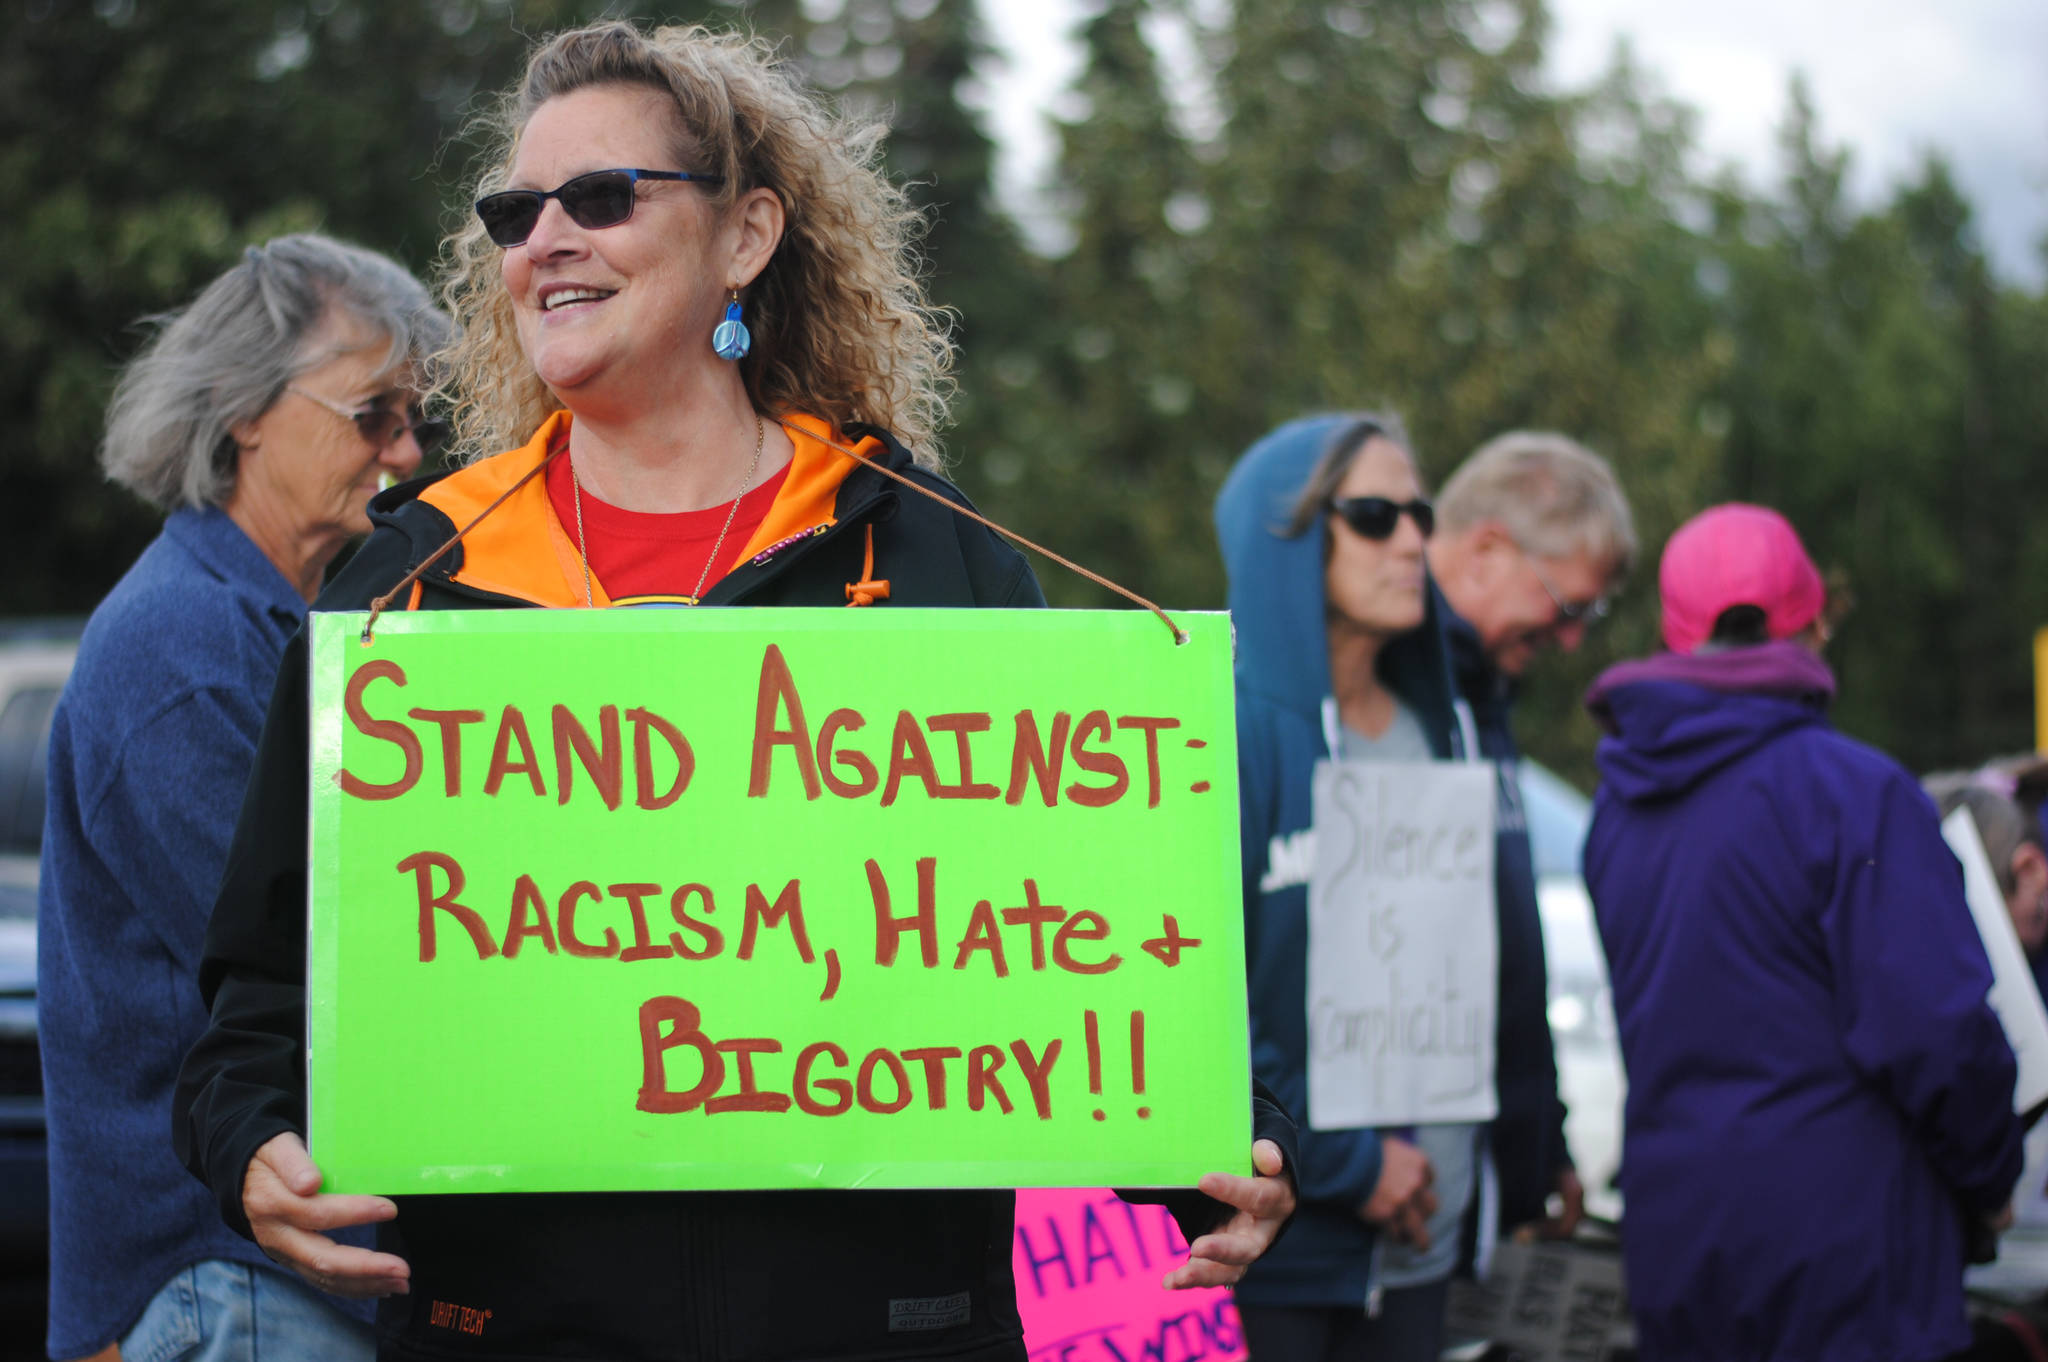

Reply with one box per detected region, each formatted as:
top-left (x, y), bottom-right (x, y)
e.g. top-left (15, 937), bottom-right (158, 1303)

top-left (1162, 1138), bottom-right (1296, 1289)
top-left (244, 1132), bottom-right (410, 1298)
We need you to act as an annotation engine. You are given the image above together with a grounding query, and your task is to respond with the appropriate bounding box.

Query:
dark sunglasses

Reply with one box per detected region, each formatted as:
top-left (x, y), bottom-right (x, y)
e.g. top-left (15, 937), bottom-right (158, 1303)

top-left (1327, 496), bottom-right (1435, 540)
top-left (288, 386), bottom-right (450, 458)
top-left (474, 168), bottom-right (726, 247)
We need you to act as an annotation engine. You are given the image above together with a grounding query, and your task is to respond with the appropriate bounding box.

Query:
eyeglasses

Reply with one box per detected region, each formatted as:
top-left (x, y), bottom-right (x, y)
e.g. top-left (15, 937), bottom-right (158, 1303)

top-left (288, 386), bottom-right (450, 459)
top-left (474, 168), bottom-right (726, 247)
top-left (1522, 549), bottom-right (1611, 625)
top-left (1327, 496), bottom-right (1435, 541)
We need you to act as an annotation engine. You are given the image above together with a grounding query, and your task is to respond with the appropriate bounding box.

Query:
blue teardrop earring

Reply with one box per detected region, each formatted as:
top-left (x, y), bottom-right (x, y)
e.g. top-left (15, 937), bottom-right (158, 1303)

top-left (712, 288), bottom-right (751, 361)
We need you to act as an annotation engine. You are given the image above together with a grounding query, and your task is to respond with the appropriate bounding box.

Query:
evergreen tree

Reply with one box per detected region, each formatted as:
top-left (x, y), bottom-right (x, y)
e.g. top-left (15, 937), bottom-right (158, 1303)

top-left (1420, 46), bottom-right (1728, 776)
top-left (1711, 84), bottom-right (2048, 770)
top-left (0, 0), bottom-right (619, 612)
top-left (1018, 0), bottom-right (1221, 606)
top-left (8, 0), bottom-right (2048, 779)
top-left (764, 0), bottom-right (1047, 461)
top-left (1190, 2), bottom-right (1728, 777)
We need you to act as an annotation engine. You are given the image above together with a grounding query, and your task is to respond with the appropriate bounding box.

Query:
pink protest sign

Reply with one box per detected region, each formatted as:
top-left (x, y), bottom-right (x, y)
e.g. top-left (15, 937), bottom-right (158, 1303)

top-left (1013, 1188), bottom-right (1247, 1362)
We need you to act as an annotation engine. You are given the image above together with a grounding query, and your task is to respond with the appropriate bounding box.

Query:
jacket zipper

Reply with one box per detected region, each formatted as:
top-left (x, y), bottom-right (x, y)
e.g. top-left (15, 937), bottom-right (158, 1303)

top-left (705, 486), bottom-right (893, 605)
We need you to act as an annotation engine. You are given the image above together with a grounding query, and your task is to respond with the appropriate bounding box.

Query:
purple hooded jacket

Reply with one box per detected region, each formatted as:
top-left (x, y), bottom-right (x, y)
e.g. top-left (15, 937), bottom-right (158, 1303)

top-left (1583, 643), bottom-right (2022, 1362)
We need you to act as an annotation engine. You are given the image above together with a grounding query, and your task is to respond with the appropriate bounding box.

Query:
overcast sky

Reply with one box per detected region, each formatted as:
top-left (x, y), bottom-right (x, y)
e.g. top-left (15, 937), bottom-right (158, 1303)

top-left (974, 0), bottom-right (2048, 284)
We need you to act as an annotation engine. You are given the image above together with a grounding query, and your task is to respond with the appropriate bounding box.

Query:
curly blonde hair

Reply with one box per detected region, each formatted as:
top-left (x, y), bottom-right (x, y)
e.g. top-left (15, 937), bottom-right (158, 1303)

top-left (437, 20), bottom-right (953, 466)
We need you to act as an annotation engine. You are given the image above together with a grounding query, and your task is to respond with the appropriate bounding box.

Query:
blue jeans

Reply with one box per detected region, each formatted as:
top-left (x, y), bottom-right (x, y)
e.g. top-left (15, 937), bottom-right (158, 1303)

top-left (119, 1260), bottom-right (375, 1362)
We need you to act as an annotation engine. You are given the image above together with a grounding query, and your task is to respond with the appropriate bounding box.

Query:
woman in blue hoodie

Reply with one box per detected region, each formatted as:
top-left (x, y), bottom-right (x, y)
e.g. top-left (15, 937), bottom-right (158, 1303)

top-left (1583, 503), bottom-right (2022, 1362)
top-left (1218, 414), bottom-right (1481, 1360)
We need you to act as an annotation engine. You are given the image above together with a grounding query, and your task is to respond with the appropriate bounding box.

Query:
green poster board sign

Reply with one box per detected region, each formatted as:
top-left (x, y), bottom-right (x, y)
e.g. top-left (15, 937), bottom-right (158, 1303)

top-left (306, 608), bottom-right (1247, 1195)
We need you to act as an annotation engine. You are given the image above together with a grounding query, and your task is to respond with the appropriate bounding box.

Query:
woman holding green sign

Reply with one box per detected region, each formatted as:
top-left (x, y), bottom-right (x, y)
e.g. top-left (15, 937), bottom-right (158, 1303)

top-left (174, 19), bottom-right (1295, 1361)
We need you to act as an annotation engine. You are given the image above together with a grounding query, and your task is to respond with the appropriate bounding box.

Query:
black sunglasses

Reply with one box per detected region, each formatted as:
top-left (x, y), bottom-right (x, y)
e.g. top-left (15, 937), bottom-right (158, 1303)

top-left (1328, 496), bottom-right (1434, 540)
top-left (475, 168), bottom-right (726, 248)
top-left (288, 386), bottom-right (450, 459)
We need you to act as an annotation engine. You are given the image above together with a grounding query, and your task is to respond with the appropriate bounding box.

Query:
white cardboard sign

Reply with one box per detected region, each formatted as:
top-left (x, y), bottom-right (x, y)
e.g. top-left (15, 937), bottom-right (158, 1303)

top-left (1306, 760), bottom-right (1498, 1129)
top-left (1940, 807), bottom-right (2048, 1117)
top-left (1446, 1240), bottom-right (1629, 1362)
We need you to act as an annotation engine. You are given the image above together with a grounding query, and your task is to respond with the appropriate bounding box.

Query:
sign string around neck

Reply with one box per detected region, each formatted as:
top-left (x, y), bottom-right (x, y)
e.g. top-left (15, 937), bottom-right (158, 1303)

top-left (361, 414), bottom-right (1186, 646)
top-left (773, 417), bottom-right (1187, 646)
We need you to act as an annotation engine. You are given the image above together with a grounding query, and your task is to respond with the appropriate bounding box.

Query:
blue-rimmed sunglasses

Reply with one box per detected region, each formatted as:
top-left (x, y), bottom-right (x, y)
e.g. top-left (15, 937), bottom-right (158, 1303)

top-left (475, 168), bottom-right (726, 248)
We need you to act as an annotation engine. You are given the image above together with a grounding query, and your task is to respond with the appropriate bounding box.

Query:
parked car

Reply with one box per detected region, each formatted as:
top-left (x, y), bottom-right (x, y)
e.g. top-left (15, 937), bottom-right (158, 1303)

top-left (0, 621), bottom-right (80, 1349)
top-left (1519, 759), bottom-right (1624, 1222)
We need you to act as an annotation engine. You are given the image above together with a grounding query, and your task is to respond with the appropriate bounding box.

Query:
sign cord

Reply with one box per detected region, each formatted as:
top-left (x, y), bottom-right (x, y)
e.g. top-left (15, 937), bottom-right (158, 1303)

top-left (360, 420), bottom-right (1187, 646)
top-left (360, 446), bottom-right (564, 641)
top-left (780, 418), bottom-right (1186, 646)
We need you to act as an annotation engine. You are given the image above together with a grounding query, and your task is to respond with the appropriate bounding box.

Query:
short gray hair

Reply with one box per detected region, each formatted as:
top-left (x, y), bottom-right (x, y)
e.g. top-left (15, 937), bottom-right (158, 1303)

top-left (1927, 778), bottom-right (2043, 897)
top-left (101, 233), bottom-right (452, 510)
top-left (1437, 431), bottom-right (1638, 578)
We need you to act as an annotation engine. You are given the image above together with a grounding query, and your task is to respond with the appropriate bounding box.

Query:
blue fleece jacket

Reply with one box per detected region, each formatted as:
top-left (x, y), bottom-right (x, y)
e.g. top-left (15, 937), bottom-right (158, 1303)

top-left (1218, 415), bottom-right (1482, 1307)
top-left (1439, 598), bottom-right (1573, 1227)
top-left (1584, 643), bottom-right (2022, 1362)
top-left (37, 507), bottom-right (371, 1358)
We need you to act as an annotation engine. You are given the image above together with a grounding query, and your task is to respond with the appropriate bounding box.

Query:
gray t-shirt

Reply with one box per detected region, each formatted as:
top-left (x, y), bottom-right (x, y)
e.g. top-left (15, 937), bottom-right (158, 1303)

top-left (1336, 700), bottom-right (1432, 763)
top-left (1338, 700), bottom-right (1480, 1289)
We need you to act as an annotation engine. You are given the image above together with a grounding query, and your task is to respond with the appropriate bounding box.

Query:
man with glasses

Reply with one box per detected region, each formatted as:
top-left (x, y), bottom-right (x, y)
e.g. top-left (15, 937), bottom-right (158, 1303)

top-left (1423, 431), bottom-right (1637, 1245)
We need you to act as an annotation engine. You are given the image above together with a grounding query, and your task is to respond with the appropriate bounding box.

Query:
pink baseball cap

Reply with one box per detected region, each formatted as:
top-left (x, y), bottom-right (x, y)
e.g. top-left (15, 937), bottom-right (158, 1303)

top-left (1659, 503), bottom-right (1825, 655)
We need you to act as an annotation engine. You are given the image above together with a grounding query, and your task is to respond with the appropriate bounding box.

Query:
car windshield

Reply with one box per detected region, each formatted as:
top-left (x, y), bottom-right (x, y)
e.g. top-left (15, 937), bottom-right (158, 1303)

top-left (0, 684), bottom-right (61, 863)
top-left (1520, 759), bottom-right (1592, 879)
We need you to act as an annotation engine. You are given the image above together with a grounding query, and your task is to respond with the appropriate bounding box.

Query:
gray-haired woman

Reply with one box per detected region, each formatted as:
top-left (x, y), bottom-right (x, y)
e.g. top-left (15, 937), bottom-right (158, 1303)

top-left (37, 233), bottom-right (450, 1362)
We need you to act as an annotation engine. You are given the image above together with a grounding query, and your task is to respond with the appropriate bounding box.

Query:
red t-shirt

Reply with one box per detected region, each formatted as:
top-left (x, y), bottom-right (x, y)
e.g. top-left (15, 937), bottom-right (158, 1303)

top-left (544, 451), bottom-right (791, 606)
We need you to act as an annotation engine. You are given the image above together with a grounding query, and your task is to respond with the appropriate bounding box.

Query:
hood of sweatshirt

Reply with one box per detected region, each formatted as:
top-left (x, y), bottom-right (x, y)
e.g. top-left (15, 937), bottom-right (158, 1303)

top-left (1213, 414), bottom-right (1459, 749)
top-left (1586, 641), bottom-right (1837, 804)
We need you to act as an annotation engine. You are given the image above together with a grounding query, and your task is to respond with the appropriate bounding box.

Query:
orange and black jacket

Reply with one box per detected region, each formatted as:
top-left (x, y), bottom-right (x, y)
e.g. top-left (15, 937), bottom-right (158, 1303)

top-left (174, 417), bottom-right (1293, 1362)
top-left (323, 410), bottom-right (1044, 616)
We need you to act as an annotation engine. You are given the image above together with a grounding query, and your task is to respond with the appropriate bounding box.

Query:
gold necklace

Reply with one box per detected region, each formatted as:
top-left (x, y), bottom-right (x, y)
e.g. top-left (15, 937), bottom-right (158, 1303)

top-left (569, 412), bottom-right (766, 608)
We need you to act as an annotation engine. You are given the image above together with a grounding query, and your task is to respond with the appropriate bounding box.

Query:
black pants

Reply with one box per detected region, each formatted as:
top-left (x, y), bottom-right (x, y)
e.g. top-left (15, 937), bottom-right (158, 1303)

top-left (1237, 1278), bottom-right (1451, 1362)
